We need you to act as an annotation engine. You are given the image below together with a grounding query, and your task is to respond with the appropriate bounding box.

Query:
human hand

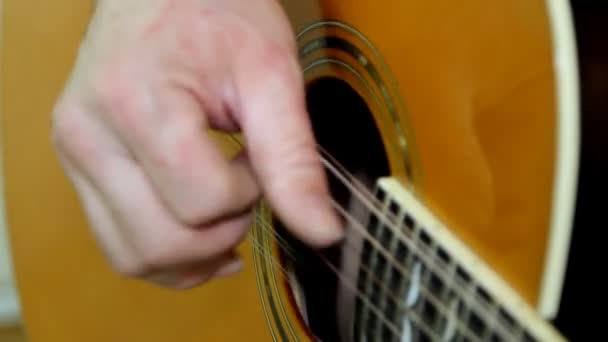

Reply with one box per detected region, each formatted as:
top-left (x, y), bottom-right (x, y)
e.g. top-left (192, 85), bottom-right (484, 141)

top-left (51, 0), bottom-right (342, 289)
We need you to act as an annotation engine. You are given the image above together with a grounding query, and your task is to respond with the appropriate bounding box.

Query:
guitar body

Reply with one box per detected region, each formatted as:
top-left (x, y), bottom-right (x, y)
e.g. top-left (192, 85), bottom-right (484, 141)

top-left (2, 0), bottom-right (588, 341)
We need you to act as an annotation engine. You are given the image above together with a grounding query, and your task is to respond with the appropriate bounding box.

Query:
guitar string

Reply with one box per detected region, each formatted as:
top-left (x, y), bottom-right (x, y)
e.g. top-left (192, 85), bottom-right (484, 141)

top-left (251, 208), bottom-right (482, 342)
top-left (246, 174), bottom-right (481, 341)
top-left (246, 234), bottom-right (402, 339)
top-left (245, 228), bottom-right (441, 341)
top-left (317, 146), bottom-right (515, 340)
top-left (330, 203), bottom-right (481, 341)
top-left (233, 135), bottom-right (513, 341)
top-left (228, 135), bottom-right (514, 341)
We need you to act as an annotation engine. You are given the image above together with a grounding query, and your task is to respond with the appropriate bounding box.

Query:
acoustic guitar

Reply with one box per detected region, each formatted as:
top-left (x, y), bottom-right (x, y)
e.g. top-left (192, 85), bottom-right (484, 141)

top-left (2, 0), bottom-right (601, 341)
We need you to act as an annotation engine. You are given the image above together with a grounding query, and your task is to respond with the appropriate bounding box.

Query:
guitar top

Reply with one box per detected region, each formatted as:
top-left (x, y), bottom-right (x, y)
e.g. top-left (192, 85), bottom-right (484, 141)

top-left (2, 0), bottom-right (605, 341)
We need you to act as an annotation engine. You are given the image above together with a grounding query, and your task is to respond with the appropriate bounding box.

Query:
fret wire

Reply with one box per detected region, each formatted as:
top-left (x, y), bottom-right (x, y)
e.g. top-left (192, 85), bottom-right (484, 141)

top-left (373, 194), bottom-right (393, 341)
top-left (442, 253), bottom-right (461, 340)
top-left (366, 224), bottom-right (383, 340)
top-left (359, 188), bottom-right (387, 341)
top-left (425, 245), bottom-right (447, 334)
top-left (513, 324), bottom-right (526, 340)
top-left (355, 247), bottom-right (367, 341)
top-left (418, 269), bottom-right (438, 332)
top-left (387, 222), bottom-right (405, 342)
top-left (413, 221), bottom-right (447, 338)
top-left (482, 298), bottom-right (500, 341)
top-left (400, 208), bottom-right (423, 341)
top-left (374, 197), bottom-right (402, 342)
top-left (459, 270), bottom-right (486, 341)
top-left (355, 204), bottom-right (373, 341)
top-left (395, 252), bottom-right (412, 340)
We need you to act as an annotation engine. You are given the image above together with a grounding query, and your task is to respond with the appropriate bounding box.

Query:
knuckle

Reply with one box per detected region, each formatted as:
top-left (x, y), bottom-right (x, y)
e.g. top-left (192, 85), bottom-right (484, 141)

top-left (223, 215), bottom-right (252, 245)
top-left (51, 103), bottom-right (99, 164)
top-left (111, 258), bottom-right (148, 278)
top-left (175, 170), bottom-right (232, 225)
top-left (92, 63), bottom-right (127, 107)
top-left (51, 103), bottom-right (74, 151)
top-left (138, 244), bottom-right (174, 271)
top-left (269, 139), bottom-right (322, 192)
top-left (207, 168), bottom-right (233, 202)
top-left (96, 241), bottom-right (150, 278)
top-left (174, 205), bottom-right (206, 227)
top-left (109, 235), bottom-right (177, 277)
top-left (92, 63), bottom-right (144, 130)
top-left (152, 125), bottom-right (198, 170)
top-left (135, 232), bottom-right (198, 270)
top-left (255, 43), bottom-right (297, 81)
top-left (199, 10), bottom-right (256, 58)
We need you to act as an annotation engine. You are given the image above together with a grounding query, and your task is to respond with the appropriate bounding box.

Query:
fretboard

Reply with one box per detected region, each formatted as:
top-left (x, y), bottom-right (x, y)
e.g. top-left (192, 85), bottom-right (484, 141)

top-left (351, 178), bottom-right (565, 342)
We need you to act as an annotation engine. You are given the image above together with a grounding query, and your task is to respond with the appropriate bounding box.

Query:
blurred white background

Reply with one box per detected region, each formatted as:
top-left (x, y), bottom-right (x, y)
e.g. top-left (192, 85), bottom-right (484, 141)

top-left (0, 0), bottom-right (22, 324)
top-left (0, 197), bottom-right (20, 326)
top-left (0, 126), bottom-right (21, 326)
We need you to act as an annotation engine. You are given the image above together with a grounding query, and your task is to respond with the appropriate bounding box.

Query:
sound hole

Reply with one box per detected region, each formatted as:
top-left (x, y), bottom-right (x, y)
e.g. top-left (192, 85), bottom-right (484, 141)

top-left (274, 77), bottom-right (390, 341)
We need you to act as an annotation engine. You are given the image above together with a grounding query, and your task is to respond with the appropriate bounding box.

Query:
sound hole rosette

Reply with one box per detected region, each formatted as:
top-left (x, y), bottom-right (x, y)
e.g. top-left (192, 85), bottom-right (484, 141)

top-left (297, 20), bottom-right (418, 185)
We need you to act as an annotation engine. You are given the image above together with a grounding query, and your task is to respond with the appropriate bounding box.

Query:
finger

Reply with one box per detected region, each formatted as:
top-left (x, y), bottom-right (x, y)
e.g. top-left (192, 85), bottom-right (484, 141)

top-left (212, 256), bottom-right (244, 278)
top-left (56, 155), bottom-right (143, 275)
top-left (144, 250), bottom-right (242, 289)
top-left (102, 80), bottom-right (260, 226)
top-left (233, 45), bottom-right (343, 247)
top-left (55, 93), bottom-right (253, 278)
top-left (84, 150), bottom-right (252, 275)
top-left (52, 106), bottom-right (143, 275)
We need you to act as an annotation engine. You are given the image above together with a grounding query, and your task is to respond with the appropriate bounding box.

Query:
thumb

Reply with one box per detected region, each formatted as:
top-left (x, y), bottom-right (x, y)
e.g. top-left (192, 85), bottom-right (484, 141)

top-left (233, 48), bottom-right (343, 247)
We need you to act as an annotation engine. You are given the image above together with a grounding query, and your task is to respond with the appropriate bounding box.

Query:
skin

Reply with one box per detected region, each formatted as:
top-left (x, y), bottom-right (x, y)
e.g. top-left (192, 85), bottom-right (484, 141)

top-left (51, 0), bottom-right (342, 289)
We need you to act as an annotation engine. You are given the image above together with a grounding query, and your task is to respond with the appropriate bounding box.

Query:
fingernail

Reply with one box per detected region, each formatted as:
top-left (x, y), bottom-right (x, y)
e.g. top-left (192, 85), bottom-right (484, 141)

top-left (214, 258), bottom-right (243, 278)
top-left (307, 195), bottom-right (344, 246)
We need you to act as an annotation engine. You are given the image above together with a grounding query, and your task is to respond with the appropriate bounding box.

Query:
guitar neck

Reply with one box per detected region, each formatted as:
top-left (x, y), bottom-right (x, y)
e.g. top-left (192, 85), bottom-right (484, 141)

top-left (352, 177), bottom-right (565, 341)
